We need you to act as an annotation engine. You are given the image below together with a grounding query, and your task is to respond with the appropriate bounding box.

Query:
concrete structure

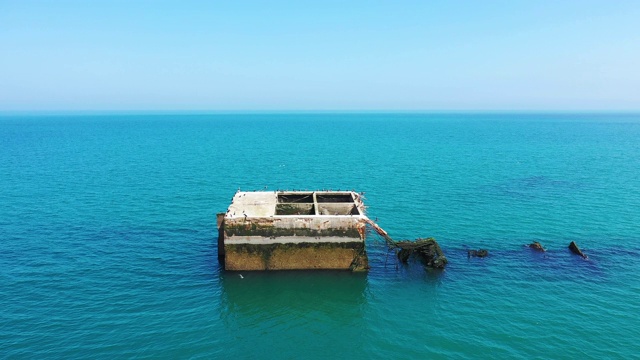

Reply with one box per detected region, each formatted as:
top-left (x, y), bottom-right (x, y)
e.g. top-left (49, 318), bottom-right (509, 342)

top-left (217, 191), bottom-right (369, 271)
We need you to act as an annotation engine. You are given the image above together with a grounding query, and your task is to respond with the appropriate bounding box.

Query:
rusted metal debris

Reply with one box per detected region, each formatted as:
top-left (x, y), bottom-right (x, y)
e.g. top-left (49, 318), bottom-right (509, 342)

top-left (364, 218), bottom-right (447, 269)
top-left (396, 238), bottom-right (448, 268)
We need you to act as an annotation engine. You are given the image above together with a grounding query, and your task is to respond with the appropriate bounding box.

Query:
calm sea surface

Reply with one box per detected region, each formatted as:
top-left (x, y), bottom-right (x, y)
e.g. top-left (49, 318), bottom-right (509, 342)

top-left (1, 113), bottom-right (639, 359)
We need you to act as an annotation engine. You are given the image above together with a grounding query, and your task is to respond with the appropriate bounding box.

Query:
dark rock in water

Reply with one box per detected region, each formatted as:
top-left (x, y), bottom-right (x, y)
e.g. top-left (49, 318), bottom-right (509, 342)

top-left (528, 242), bottom-right (546, 252)
top-left (396, 238), bottom-right (447, 269)
top-left (397, 248), bottom-right (411, 263)
top-left (568, 241), bottom-right (588, 259)
top-left (468, 249), bottom-right (489, 258)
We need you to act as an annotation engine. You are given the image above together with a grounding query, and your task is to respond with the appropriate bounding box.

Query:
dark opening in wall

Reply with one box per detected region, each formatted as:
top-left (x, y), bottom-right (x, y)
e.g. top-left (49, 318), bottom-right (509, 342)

top-left (316, 193), bottom-right (354, 203)
top-left (277, 193), bottom-right (314, 203)
top-left (275, 203), bottom-right (316, 215)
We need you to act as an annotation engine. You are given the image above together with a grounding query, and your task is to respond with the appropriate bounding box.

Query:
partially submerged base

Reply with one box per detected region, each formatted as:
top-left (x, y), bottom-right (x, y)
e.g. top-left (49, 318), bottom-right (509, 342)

top-left (218, 191), bottom-right (369, 271)
top-left (224, 242), bottom-right (368, 271)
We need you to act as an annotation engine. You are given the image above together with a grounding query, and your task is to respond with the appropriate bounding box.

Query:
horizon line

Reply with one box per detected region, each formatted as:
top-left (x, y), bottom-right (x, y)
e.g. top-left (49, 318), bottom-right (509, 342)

top-left (2, 109), bottom-right (640, 117)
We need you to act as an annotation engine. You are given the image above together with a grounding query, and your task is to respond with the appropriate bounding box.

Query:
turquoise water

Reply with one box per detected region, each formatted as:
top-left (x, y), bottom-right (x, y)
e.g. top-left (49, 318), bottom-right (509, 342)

top-left (1, 113), bottom-right (639, 358)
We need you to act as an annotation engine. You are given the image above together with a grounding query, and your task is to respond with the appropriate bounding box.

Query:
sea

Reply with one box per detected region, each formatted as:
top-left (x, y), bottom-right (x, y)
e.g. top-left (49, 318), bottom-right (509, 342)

top-left (1, 113), bottom-right (639, 359)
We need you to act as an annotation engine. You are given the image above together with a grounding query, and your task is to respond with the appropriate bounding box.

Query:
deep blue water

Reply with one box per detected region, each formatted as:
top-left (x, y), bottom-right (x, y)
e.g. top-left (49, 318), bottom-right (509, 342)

top-left (1, 113), bottom-right (639, 358)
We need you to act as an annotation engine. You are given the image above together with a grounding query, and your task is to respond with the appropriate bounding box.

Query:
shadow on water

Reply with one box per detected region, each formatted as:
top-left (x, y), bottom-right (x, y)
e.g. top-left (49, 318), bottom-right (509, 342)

top-left (219, 270), bottom-right (368, 321)
top-left (217, 270), bottom-right (373, 359)
top-left (365, 243), bottom-right (448, 284)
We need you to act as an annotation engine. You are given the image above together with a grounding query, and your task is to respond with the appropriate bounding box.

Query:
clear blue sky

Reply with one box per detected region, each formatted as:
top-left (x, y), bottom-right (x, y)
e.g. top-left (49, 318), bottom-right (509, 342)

top-left (1, 0), bottom-right (639, 112)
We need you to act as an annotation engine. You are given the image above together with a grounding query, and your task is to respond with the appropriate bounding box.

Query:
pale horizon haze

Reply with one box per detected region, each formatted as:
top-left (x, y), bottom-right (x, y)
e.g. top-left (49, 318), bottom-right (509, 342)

top-left (1, 0), bottom-right (639, 113)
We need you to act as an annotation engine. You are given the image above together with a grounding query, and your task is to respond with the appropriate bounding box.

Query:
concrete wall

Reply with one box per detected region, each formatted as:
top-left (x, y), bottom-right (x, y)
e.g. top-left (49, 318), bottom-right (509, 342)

top-left (224, 242), bottom-right (367, 271)
top-left (219, 191), bottom-right (369, 271)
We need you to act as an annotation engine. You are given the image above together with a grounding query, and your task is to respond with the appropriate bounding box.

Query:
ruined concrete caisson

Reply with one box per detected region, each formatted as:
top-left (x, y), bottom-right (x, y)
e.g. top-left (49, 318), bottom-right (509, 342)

top-left (217, 191), bottom-right (369, 271)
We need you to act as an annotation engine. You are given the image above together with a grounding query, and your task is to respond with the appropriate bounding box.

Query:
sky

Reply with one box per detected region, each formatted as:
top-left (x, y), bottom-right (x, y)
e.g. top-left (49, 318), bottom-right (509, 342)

top-left (1, 0), bottom-right (639, 112)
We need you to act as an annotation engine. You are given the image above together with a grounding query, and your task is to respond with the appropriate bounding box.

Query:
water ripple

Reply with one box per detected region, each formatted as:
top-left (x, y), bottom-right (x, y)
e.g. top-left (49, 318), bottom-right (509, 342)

top-left (2, 114), bottom-right (640, 358)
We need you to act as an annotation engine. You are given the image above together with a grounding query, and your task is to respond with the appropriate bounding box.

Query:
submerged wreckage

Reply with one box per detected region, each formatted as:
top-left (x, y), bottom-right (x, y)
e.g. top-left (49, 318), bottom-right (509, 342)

top-left (217, 190), bottom-right (447, 271)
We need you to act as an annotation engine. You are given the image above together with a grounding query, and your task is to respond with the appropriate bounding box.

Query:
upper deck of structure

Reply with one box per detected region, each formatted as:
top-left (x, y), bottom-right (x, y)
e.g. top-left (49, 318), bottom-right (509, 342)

top-left (225, 191), bottom-right (366, 220)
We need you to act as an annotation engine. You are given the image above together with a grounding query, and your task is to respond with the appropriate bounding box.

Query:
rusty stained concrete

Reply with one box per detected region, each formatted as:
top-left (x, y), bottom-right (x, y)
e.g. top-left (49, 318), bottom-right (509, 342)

top-left (218, 191), bottom-right (369, 271)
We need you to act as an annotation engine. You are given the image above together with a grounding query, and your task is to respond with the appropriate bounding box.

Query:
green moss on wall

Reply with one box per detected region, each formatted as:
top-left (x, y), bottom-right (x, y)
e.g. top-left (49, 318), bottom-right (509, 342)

top-left (224, 223), bottom-right (360, 238)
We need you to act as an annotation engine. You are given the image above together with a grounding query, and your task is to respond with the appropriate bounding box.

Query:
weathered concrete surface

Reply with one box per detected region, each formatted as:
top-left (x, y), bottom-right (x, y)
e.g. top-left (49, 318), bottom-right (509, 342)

top-left (225, 242), bottom-right (367, 271)
top-left (219, 191), bottom-right (369, 271)
top-left (216, 213), bottom-right (225, 260)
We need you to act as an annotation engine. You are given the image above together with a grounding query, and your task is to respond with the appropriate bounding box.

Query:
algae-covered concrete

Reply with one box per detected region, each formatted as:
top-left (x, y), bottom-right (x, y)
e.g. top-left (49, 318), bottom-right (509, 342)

top-left (218, 191), bottom-right (368, 271)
